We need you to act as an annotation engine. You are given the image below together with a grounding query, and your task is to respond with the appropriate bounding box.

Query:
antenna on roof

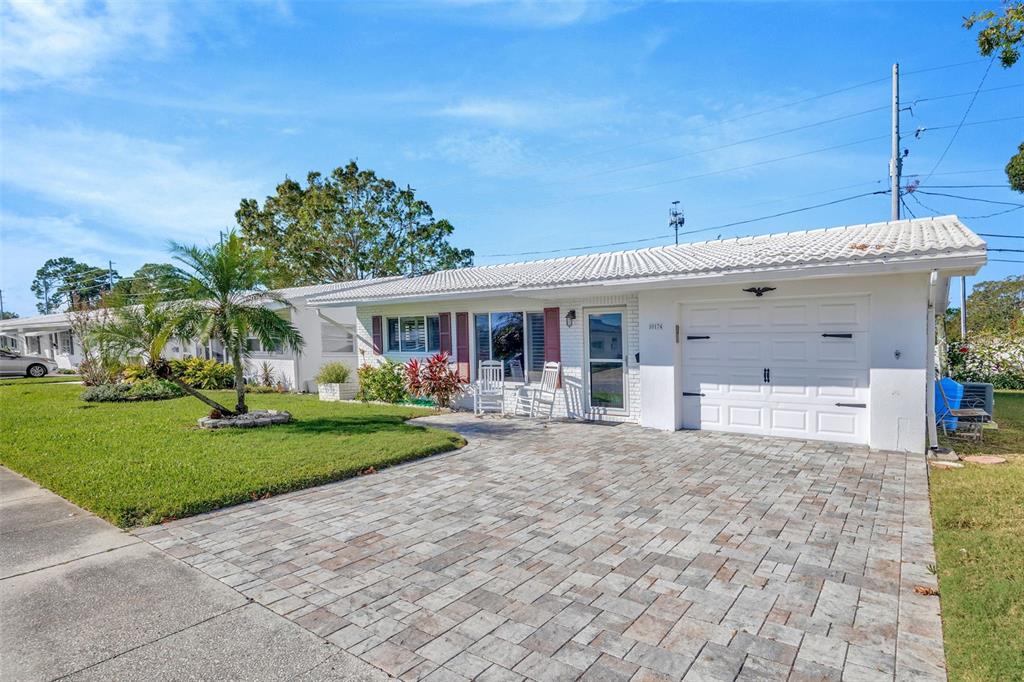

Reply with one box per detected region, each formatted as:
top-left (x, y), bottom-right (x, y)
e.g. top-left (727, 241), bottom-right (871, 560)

top-left (669, 201), bottom-right (685, 245)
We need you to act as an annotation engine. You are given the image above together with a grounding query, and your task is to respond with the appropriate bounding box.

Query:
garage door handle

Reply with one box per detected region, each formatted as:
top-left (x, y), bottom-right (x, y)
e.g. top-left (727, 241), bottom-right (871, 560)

top-left (686, 335), bottom-right (710, 340)
top-left (835, 402), bottom-right (866, 408)
top-left (822, 333), bottom-right (853, 339)
top-left (682, 392), bottom-right (705, 397)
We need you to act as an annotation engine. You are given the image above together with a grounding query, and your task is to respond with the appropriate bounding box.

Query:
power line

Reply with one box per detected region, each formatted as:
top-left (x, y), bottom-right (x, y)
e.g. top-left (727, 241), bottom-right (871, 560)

top-left (478, 190), bottom-right (889, 258)
top-left (990, 258), bottom-right (1024, 263)
top-left (989, 248), bottom-right (1024, 253)
top-left (920, 57), bottom-right (996, 184)
top-left (921, 184), bottom-right (1012, 189)
top-left (978, 232), bottom-right (1024, 238)
top-left (964, 206), bottom-right (1024, 219)
top-left (915, 191), bottom-right (1024, 207)
top-left (900, 196), bottom-right (918, 219)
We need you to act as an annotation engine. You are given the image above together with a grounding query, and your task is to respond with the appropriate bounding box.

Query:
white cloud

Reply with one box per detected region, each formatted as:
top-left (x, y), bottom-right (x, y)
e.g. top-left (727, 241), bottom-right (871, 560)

top-left (0, 125), bottom-right (257, 241)
top-left (0, 212), bottom-right (170, 315)
top-left (432, 132), bottom-right (530, 176)
top-left (427, 0), bottom-right (636, 28)
top-left (0, 0), bottom-right (174, 90)
top-left (435, 95), bottom-right (619, 130)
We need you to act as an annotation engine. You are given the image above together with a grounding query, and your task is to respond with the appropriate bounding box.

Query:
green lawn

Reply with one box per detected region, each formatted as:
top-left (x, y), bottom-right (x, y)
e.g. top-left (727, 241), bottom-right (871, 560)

top-left (0, 383), bottom-right (464, 528)
top-left (930, 390), bottom-right (1024, 682)
top-left (0, 374), bottom-right (81, 386)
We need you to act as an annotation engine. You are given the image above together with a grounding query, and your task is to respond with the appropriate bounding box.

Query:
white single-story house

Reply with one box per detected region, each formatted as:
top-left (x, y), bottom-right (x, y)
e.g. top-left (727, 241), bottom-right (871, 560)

top-left (308, 215), bottom-right (986, 453)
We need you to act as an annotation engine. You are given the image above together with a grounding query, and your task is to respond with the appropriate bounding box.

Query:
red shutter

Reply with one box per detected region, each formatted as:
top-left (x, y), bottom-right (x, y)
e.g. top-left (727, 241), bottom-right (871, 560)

top-left (371, 316), bottom-right (383, 355)
top-left (543, 307), bottom-right (561, 363)
top-left (543, 307), bottom-right (561, 387)
top-left (438, 312), bottom-right (452, 356)
top-left (455, 312), bottom-right (470, 381)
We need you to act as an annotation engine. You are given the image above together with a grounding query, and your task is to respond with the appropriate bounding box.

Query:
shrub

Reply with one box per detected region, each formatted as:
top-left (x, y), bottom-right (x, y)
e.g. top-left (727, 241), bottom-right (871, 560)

top-left (57, 368), bottom-right (79, 375)
top-left (122, 363), bottom-right (150, 384)
top-left (81, 379), bottom-right (183, 402)
top-left (316, 362), bottom-right (351, 385)
top-left (81, 383), bottom-right (132, 402)
top-left (947, 335), bottom-right (1024, 389)
top-left (356, 360), bottom-right (407, 403)
top-left (127, 379), bottom-right (185, 401)
top-left (405, 352), bottom-right (465, 408)
top-left (167, 358), bottom-right (235, 389)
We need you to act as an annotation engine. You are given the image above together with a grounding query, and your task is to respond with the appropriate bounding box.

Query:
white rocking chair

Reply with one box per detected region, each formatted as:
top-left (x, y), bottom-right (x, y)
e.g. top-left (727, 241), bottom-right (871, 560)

top-left (514, 362), bottom-right (560, 418)
top-left (474, 360), bottom-right (505, 415)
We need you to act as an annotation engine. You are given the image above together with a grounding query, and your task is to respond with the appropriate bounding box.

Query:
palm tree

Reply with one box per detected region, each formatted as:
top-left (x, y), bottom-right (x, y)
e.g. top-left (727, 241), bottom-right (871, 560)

top-left (170, 232), bottom-right (303, 415)
top-left (90, 293), bottom-right (235, 414)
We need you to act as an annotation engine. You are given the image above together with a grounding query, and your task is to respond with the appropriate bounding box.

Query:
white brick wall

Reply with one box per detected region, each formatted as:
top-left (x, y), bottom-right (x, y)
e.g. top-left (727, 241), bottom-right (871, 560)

top-left (343, 293), bottom-right (641, 423)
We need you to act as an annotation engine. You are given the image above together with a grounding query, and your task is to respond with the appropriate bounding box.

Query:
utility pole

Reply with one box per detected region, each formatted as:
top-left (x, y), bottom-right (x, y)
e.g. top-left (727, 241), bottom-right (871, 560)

top-left (43, 281), bottom-right (50, 314)
top-left (108, 260), bottom-right (116, 291)
top-left (960, 276), bottom-right (968, 339)
top-left (0, 289), bottom-right (4, 319)
top-left (890, 63), bottom-right (902, 221)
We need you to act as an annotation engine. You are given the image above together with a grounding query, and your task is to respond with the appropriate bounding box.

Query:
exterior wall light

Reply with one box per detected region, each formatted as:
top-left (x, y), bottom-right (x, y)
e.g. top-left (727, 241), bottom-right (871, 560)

top-left (565, 309), bottom-right (576, 327)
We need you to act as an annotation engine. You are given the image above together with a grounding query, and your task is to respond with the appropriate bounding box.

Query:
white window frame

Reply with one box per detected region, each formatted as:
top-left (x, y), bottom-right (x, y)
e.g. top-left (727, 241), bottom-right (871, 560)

top-left (472, 310), bottom-right (546, 383)
top-left (246, 337), bottom-right (285, 355)
top-left (385, 315), bottom-right (442, 353)
top-left (57, 331), bottom-right (73, 355)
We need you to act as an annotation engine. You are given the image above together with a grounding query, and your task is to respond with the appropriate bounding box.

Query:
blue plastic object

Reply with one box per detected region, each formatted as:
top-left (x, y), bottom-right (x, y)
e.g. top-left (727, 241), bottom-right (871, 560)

top-left (936, 377), bottom-right (964, 431)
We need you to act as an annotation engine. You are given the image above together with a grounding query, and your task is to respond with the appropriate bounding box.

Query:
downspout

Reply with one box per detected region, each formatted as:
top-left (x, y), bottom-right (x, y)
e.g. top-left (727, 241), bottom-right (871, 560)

top-left (926, 270), bottom-right (940, 452)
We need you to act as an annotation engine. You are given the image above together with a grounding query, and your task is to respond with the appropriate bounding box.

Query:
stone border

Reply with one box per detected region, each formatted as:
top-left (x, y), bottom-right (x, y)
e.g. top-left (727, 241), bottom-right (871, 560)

top-left (198, 410), bottom-right (292, 429)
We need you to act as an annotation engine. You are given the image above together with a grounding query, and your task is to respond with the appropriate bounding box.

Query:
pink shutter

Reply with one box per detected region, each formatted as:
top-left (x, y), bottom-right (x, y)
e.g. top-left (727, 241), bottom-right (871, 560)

top-left (371, 316), bottom-right (383, 355)
top-left (438, 312), bottom-right (452, 355)
top-left (455, 312), bottom-right (470, 381)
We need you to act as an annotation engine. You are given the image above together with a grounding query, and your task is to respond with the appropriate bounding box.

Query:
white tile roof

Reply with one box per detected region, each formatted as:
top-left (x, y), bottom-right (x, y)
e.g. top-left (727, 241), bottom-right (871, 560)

top-left (308, 215), bottom-right (986, 304)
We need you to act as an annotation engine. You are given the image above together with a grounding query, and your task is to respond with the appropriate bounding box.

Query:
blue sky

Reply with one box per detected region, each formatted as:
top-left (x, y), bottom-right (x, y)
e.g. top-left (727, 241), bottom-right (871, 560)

top-left (1, 0), bottom-right (1021, 316)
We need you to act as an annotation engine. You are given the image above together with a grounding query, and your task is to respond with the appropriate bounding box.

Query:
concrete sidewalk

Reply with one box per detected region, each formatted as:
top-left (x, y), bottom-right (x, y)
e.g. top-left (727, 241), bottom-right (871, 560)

top-left (0, 466), bottom-right (388, 681)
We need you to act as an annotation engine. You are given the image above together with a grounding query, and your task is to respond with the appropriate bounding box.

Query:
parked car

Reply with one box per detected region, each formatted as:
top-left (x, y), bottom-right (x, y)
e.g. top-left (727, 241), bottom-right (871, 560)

top-left (0, 349), bottom-right (59, 377)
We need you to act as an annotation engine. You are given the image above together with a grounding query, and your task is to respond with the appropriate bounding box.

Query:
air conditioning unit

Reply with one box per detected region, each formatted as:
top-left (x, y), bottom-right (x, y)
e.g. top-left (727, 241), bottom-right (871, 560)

top-left (961, 382), bottom-right (994, 419)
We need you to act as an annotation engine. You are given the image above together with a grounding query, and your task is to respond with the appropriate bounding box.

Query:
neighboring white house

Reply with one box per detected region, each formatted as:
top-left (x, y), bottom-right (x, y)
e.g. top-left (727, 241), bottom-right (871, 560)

top-left (0, 281), bottom-right (377, 391)
top-left (308, 215), bottom-right (987, 453)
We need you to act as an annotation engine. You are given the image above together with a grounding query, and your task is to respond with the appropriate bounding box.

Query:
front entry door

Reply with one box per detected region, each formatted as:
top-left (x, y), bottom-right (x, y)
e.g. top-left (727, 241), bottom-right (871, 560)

top-left (585, 309), bottom-right (627, 412)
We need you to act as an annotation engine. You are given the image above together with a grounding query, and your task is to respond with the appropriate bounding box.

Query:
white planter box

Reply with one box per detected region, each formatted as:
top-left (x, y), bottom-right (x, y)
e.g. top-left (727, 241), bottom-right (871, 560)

top-left (318, 382), bottom-right (357, 401)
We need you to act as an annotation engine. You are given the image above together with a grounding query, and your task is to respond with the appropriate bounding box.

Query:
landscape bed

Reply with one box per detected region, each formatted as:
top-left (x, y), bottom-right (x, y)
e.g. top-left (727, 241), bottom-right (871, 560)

top-left (931, 390), bottom-right (1023, 681)
top-left (0, 382), bottom-right (464, 528)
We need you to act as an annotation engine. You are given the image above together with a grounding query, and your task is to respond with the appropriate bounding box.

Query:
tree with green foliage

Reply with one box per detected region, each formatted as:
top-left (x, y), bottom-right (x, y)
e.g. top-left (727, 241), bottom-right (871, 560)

top-left (90, 294), bottom-right (233, 413)
top-left (0, 311), bottom-right (18, 320)
top-left (944, 275), bottom-right (1023, 340)
top-left (31, 257), bottom-right (119, 313)
top-left (170, 232), bottom-right (304, 415)
top-left (965, 3), bottom-right (1024, 191)
top-left (236, 160), bottom-right (474, 287)
top-left (112, 263), bottom-right (187, 301)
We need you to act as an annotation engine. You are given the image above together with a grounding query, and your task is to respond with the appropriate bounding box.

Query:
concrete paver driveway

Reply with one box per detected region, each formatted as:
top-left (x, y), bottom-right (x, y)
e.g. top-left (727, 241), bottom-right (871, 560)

top-left (139, 414), bottom-right (946, 681)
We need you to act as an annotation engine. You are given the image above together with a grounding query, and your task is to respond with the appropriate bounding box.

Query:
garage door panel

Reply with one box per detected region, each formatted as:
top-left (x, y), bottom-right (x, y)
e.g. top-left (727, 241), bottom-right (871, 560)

top-left (769, 303), bottom-right (810, 327)
top-left (725, 340), bottom-right (763, 363)
top-left (816, 410), bottom-right (861, 439)
top-left (726, 404), bottom-right (764, 428)
top-left (681, 295), bottom-right (870, 444)
top-left (818, 300), bottom-right (868, 328)
top-left (770, 338), bottom-right (810, 363)
top-left (770, 407), bottom-right (810, 434)
top-left (727, 306), bottom-right (763, 327)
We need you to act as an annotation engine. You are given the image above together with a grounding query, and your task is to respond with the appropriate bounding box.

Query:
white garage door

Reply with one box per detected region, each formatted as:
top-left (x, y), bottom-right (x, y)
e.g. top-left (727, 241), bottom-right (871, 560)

top-left (681, 295), bottom-right (870, 444)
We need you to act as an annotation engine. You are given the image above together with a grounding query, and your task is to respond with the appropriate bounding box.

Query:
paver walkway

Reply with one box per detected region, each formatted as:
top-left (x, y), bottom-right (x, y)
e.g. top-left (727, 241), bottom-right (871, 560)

top-left (0, 467), bottom-right (385, 681)
top-left (138, 414), bottom-right (946, 681)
